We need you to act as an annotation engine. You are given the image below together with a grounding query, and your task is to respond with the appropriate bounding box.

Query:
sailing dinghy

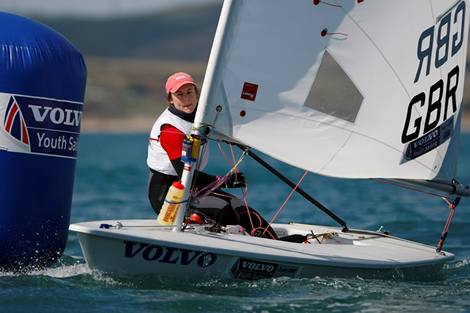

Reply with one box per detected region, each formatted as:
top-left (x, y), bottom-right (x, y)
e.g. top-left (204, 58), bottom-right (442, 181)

top-left (70, 0), bottom-right (470, 280)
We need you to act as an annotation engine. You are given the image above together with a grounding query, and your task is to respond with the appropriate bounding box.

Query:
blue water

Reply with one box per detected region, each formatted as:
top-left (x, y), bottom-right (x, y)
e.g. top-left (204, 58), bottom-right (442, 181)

top-left (2, 133), bottom-right (470, 312)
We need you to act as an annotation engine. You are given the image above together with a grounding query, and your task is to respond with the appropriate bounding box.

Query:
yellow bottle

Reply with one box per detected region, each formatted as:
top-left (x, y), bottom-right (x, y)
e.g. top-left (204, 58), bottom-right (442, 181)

top-left (157, 181), bottom-right (185, 225)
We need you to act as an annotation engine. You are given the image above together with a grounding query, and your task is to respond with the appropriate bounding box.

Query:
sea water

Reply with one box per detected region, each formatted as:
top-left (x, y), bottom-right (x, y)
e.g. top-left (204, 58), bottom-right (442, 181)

top-left (1, 133), bottom-right (470, 313)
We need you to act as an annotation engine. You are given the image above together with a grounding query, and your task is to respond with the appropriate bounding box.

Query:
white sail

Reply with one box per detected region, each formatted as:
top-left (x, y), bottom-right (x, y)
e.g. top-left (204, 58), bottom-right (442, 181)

top-left (195, 0), bottom-right (469, 193)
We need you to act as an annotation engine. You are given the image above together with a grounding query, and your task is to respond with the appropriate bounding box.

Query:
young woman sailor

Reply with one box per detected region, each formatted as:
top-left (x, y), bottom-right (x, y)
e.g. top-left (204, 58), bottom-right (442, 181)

top-left (147, 72), bottom-right (277, 239)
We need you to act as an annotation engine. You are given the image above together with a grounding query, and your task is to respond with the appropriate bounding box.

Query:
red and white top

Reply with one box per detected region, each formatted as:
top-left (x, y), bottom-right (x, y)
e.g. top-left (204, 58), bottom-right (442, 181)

top-left (147, 109), bottom-right (209, 176)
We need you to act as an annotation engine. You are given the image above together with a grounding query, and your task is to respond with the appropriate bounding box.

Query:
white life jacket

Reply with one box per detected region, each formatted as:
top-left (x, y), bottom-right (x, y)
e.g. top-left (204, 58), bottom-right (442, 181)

top-left (147, 109), bottom-right (209, 176)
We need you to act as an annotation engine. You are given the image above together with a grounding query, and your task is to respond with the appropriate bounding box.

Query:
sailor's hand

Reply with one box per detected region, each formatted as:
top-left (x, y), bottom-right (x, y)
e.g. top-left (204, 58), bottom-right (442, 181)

top-left (224, 173), bottom-right (246, 188)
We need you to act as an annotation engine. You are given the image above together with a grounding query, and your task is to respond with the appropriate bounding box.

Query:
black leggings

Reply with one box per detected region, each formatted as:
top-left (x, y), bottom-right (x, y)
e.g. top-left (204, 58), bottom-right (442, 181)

top-left (148, 171), bottom-right (277, 239)
top-left (193, 189), bottom-right (278, 240)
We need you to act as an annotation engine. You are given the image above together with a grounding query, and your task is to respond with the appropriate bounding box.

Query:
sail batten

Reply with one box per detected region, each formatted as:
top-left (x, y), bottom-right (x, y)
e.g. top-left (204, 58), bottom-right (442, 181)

top-left (196, 0), bottom-right (469, 194)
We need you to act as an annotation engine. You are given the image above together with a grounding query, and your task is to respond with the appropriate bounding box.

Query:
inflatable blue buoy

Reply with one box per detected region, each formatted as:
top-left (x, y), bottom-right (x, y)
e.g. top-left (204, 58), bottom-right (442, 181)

top-left (0, 12), bottom-right (87, 271)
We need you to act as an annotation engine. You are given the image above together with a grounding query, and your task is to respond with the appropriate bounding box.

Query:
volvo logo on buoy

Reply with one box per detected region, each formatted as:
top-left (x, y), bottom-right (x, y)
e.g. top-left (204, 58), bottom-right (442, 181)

top-left (0, 93), bottom-right (83, 158)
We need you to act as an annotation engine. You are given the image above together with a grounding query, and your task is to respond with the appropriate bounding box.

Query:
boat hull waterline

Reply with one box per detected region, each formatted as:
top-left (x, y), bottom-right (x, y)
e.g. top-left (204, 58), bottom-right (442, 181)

top-left (70, 220), bottom-right (453, 281)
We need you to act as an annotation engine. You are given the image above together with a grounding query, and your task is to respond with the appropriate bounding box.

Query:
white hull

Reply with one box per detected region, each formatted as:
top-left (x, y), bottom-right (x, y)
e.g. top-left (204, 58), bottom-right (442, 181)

top-left (70, 219), bottom-right (454, 281)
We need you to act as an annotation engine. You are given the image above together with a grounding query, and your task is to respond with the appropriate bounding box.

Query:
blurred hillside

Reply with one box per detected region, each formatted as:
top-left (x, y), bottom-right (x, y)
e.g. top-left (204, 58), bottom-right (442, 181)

top-left (35, 5), bottom-right (221, 61)
top-left (30, 5), bottom-right (221, 132)
top-left (32, 3), bottom-right (470, 132)
top-left (33, 4), bottom-right (221, 132)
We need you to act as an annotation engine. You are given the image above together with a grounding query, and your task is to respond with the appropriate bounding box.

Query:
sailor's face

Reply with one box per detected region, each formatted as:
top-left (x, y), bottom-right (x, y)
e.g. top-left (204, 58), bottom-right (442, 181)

top-left (170, 84), bottom-right (198, 114)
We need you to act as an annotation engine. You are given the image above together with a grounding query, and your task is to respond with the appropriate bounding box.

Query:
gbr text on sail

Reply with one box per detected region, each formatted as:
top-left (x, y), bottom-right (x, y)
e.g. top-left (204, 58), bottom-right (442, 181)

top-left (402, 1), bottom-right (466, 145)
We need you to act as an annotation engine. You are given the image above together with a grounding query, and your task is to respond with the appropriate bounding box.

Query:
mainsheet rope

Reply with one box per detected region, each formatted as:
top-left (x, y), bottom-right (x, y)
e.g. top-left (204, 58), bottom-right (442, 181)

top-left (200, 141), bottom-right (308, 238)
top-left (192, 142), bottom-right (248, 202)
top-left (224, 143), bottom-right (257, 235)
top-left (192, 140), bottom-right (272, 236)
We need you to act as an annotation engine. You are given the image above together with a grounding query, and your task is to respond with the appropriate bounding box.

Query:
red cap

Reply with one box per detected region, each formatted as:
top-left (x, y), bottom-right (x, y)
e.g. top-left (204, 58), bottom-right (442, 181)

top-left (172, 181), bottom-right (184, 190)
top-left (165, 72), bottom-right (196, 94)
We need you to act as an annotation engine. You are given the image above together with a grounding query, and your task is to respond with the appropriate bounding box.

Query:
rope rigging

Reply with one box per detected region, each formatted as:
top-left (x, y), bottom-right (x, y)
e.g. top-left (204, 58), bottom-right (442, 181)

top-left (184, 123), bottom-right (466, 249)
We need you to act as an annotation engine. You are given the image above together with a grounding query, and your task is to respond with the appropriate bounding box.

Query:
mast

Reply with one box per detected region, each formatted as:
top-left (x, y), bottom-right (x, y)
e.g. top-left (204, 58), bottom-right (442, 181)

top-left (172, 134), bottom-right (204, 231)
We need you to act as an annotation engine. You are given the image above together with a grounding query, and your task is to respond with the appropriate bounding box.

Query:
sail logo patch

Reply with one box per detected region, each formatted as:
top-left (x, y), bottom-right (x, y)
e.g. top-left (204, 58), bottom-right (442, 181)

top-left (402, 116), bottom-right (453, 162)
top-left (1, 94), bottom-right (82, 158)
top-left (241, 82), bottom-right (258, 101)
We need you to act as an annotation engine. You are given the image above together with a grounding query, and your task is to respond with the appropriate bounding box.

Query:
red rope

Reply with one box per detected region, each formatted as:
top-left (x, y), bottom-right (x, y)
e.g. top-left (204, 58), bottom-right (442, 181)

top-left (442, 199), bottom-right (456, 234)
top-left (217, 141), bottom-right (311, 238)
top-left (216, 141), bottom-right (280, 238)
top-left (371, 178), bottom-right (455, 201)
top-left (371, 178), bottom-right (461, 253)
top-left (217, 140), bottom-right (235, 168)
top-left (436, 197), bottom-right (459, 252)
top-left (261, 170), bottom-right (309, 237)
top-left (200, 142), bottom-right (255, 232)
top-left (223, 143), bottom-right (257, 233)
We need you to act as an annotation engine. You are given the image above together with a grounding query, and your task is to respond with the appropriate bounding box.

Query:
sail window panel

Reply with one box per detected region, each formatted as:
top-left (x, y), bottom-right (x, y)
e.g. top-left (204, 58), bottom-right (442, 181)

top-left (304, 51), bottom-right (363, 123)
